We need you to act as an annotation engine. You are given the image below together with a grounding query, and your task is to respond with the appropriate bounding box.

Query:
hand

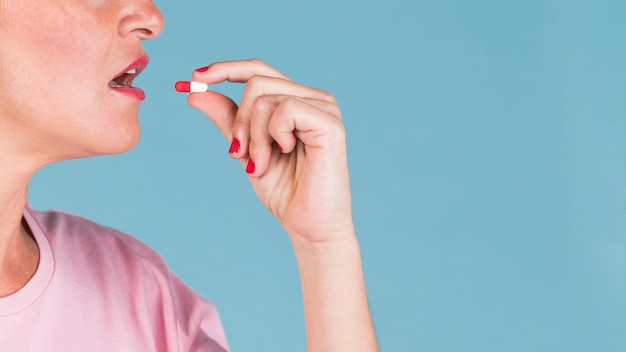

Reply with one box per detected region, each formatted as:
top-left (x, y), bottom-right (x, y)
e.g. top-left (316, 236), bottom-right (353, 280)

top-left (187, 59), bottom-right (354, 245)
top-left (186, 60), bottom-right (378, 351)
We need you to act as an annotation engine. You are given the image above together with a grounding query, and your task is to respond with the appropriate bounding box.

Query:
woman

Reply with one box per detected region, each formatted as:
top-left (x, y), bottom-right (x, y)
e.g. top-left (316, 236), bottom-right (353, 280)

top-left (0, 1), bottom-right (377, 351)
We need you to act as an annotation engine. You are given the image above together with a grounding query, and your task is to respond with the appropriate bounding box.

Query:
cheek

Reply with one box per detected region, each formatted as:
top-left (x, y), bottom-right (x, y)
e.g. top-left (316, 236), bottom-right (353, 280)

top-left (1, 8), bottom-right (105, 101)
top-left (39, 26), bottom-right (105, 85)
top-left (24, 27), bottom-right (111, 120)
top-left (0, 38), bottom-right (133, 155)
top-left (0, 3), bottom-right (139, 156)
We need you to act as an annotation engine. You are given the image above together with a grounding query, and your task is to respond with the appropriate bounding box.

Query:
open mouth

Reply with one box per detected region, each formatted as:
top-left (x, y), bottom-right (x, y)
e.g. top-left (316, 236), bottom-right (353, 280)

top-left (109, 57), bottom-right (149, 100)
top-left (109, 67), bottom-right (142, 88)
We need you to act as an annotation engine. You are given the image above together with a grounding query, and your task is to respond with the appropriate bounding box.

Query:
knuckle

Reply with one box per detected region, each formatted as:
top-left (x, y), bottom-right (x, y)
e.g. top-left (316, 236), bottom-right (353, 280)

top-left (285, 95), bottom-right (301, 107)
top-left (246, 75), bottom-right (269, 95)
top-left (319, 89), bottom-right (336, 103)
top-left (248, 138), bottom-right (259, 150)
top-left (233, 111), bottom-right (247, 127)
top-left (251, 95), bottom-right (272, 116)
top-left (328, 102), bottom-right (342, 119)
top-left (248, 136), bottom-right (269, 150)
top-left (246, 58), bottom-right (265, 66)
top-left (276, 96), bottom-right (299, 114)
top-left (320, 111), bottom-right (346, 140)
top-left (246, 75), bottom-right (262, 88)
top-left (329, 118), bottom-right (346, 136)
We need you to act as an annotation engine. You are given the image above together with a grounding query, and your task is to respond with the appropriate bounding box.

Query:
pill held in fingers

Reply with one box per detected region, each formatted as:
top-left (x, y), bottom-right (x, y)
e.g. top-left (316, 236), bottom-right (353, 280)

top-left (174, 81), bottom-right (209, 93)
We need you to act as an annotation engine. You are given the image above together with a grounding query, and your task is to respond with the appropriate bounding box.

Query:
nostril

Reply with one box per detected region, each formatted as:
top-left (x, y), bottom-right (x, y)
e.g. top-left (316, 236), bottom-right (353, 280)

top-left (138, 28), bottom-right (153, 38)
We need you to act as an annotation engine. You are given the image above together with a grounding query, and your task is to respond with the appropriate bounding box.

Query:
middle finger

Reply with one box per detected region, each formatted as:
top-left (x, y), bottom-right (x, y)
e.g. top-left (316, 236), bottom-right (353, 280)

top-left (230, 75), bottom-right (336, 160)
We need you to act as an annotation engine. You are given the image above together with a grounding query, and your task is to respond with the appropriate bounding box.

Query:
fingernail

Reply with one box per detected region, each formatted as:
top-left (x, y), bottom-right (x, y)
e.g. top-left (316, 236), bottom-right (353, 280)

top-left (195, 66), bottom-right (209, 72)
top-left (246, 158), bottom-right (256, 174)
top-left (229, 138), bottom-right (241, 154)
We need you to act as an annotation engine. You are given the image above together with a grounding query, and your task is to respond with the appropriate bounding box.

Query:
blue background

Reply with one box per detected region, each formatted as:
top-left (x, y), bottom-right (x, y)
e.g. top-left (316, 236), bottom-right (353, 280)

top-left (29, 1), bottom-right (625, 351)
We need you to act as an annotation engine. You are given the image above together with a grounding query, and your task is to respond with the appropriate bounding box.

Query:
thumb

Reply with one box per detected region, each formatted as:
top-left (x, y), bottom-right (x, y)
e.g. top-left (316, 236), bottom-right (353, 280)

top-left (187, 91), bottom-right (238, 140)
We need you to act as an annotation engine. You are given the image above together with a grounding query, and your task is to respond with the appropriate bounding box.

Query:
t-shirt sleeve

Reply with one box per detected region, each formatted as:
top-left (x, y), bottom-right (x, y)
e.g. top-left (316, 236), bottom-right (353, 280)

top-left (104, 223), bottom-right (230, 351)
top-left (167, 273), bottom-right (230, 352)
top-left (22, 205), bottom-right (231, 352)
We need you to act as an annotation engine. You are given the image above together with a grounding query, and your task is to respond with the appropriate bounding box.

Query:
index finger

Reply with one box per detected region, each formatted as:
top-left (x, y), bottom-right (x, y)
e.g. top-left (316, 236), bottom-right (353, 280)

top-left (191, 58), bottom-right (291, 84)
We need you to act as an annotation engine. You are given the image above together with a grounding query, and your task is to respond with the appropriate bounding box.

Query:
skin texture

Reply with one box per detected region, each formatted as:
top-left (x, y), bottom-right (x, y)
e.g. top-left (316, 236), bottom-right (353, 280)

top-left (0, 1), bottom-right (377, 351)
top-left (0, 0), bottom-right (163, 164)
top-left (0, 0), bottom-right (163, 296)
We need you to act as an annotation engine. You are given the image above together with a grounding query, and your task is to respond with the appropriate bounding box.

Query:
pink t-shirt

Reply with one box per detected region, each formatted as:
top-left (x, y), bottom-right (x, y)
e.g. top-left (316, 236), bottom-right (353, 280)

top-left (0, 205), bottom-right (229, 352)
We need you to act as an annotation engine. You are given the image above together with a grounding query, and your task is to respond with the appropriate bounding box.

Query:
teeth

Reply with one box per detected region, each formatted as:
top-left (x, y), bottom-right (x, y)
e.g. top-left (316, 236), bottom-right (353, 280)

top-left (109, 67), bottom-right (140, 88)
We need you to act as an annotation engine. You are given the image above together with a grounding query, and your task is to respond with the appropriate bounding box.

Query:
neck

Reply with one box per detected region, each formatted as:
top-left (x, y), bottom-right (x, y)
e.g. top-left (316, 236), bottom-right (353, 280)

top-left (0, 116), bottom-right (56, 296)
top-left (0, 162), bottom-right (39, 297)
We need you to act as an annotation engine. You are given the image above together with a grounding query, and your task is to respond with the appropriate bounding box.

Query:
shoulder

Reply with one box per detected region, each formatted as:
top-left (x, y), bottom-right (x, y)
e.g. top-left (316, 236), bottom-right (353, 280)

top-left (24, 205), bottom-right (231, 351)
top-left (26, 207), bottom-right (228, 351)
top-left (26, 205), bottom-right (167, 273)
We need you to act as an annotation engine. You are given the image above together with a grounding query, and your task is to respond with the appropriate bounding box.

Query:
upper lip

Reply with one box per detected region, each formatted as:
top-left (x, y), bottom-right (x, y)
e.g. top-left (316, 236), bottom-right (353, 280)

top-left (109, 57), bottom-right (149, 88)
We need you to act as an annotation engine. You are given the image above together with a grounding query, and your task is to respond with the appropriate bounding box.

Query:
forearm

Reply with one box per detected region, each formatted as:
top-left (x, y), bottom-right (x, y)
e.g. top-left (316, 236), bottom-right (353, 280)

top-left (290, 232), bottom-right (379, 352)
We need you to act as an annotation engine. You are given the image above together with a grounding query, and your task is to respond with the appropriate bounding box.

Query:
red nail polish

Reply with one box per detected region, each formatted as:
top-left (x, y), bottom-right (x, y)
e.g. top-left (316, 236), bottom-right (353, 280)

top-left (229, 138), bottom-right (240, 154)
top-left (246, 158), bottom-right (256, 174)
top-left (195, 66), bottom-right (209, 72)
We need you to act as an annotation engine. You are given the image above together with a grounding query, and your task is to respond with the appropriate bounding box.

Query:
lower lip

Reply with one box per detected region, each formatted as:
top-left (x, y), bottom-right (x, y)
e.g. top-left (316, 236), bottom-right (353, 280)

top-left (110, 86), bottom-right (146, 101)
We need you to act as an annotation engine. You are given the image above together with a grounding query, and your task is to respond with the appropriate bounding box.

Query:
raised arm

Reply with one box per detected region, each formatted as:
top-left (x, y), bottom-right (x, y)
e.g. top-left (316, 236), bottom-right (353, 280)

top-left (182, 59), bottom-right (378, 352)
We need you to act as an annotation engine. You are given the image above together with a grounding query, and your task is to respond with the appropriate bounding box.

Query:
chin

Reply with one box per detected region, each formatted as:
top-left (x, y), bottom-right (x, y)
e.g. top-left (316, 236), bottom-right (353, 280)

top-left (101, 122), bottom-right (141, 156)
top-left (105, 134), bottom-right (140, 155)
top-left (78, 115), bottom-right (142, 157)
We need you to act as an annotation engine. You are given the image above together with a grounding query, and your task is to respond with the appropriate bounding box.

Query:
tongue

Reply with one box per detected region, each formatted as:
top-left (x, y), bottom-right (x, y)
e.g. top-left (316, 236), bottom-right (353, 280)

top-left (109, 73), bottom-right (131, 88)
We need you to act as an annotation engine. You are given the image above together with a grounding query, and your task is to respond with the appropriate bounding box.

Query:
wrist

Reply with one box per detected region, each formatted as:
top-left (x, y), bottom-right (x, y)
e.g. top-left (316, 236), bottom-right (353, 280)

top-left (288, 228), bottom-right (378, 352)
top-left (288, 227), bottom-right (360, 260)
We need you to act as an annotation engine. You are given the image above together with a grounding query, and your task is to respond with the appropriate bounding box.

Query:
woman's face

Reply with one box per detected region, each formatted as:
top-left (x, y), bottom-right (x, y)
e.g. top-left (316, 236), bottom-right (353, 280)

top-left (0, 0), bottom-right (164, 165)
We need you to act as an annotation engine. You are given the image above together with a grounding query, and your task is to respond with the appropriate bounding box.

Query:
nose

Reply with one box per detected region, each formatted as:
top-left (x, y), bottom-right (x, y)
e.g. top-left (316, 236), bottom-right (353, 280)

top-left (118, 0), bottom-right (165, 40)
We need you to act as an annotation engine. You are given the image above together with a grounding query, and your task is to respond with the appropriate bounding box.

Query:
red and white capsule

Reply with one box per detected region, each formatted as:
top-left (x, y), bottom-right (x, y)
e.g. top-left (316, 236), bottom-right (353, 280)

top-left (174, 81), bottom-right (209, 93)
